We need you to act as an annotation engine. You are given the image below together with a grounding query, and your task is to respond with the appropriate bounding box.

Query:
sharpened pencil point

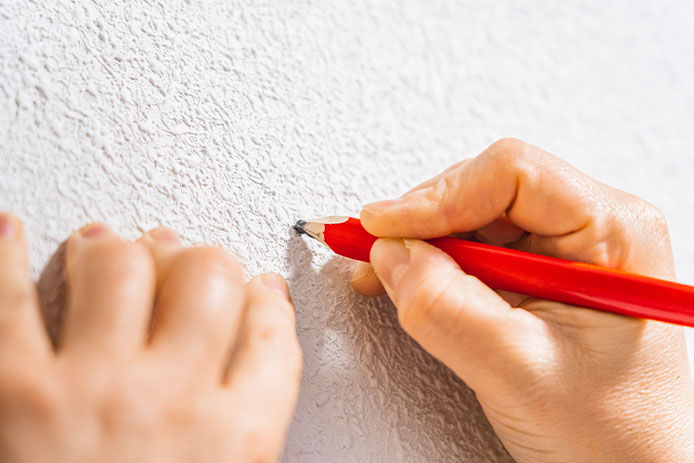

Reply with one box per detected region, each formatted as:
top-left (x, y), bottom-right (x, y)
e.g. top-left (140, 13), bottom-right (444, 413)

top-left (293, 220), bottom-right (307, 236)
top-left (293, 217), bottom-right (344, 244)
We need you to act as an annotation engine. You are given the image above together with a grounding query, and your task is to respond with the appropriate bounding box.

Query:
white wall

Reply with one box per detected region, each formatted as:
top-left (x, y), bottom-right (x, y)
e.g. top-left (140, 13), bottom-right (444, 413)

top-left (2, 1), bottom-right (693, 461)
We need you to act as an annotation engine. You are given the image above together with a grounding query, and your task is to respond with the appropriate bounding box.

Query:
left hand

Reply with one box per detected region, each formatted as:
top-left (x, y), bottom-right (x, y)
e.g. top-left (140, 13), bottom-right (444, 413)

top-left (0, 216), bottom-right (301, 462)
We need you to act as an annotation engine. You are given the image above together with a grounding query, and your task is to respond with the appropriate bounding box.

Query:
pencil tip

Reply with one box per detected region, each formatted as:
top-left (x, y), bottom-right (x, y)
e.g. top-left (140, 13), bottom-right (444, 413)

top-left (293, 220), bottom-right (307, 236)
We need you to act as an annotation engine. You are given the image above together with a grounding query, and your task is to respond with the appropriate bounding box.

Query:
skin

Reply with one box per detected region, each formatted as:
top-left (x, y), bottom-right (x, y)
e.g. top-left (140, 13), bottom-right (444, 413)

top-left (351, 138), bottom-right (694, 462)
top-left (0, 219), bottom-right (301, 462)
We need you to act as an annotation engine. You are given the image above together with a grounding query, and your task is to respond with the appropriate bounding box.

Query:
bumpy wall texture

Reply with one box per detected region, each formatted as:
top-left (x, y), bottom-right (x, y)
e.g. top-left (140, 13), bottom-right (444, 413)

top-left (2, 1), bottom-right (694, 461)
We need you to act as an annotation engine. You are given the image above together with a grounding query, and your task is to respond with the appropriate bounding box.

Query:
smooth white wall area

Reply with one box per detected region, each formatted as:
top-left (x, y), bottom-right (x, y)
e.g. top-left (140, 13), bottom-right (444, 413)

top-left (2, 1), bottom-right (694, 461)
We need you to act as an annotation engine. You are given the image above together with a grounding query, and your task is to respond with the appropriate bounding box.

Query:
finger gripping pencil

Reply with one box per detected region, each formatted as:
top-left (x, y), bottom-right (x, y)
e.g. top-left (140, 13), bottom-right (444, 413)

top-left (294, 216), bottom-right (694, 327)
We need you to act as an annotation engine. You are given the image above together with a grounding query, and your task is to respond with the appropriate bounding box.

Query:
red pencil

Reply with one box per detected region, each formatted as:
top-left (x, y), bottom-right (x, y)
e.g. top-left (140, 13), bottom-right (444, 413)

top-left (294, 216), bottom-right (694, 327)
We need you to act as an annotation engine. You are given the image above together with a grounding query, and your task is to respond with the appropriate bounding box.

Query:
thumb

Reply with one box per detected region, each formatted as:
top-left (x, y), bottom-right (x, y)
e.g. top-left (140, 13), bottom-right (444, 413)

top-left (370, 237), bottom-right (544, 392)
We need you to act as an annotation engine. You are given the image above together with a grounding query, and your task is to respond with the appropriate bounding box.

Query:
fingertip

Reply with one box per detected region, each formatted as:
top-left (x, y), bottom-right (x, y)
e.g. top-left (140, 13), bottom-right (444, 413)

top-left (0, 213), bottom-right (49, 357)
top-left (369, 238), bottom-right (411, 294)
top-left (76, 222), bottom-right (114, 239)
top-left (135, 227), bottom-right (183, 293)
top-left (361, 190), bottom-right (441, 238)
top-left (136, 226), bottom-right (181, 249)
top-left (362, 199), bottom-right (401, 215)
top-left (61, 228), bottom-right (155, 357)
top-left (350, 262), bottom-right (386, 297)
top-left (147, 226), bottom-right (181, 245)
top-left (257, 272), bottom-right (291, 301)
top-left (246, 274), bottom-right (295, 315)
top-left (0, 213), bottom-right (28, 266)
top-left (66, 222), bottom-right (117, 261)
top-left (360, 200), bottom-right (402, 236)
top-left (359, 205), bottom-right (379, 235)
top-left (0, 212), bottom-right (22, 240)
top-left (369, 237), bottom-right (401, 263)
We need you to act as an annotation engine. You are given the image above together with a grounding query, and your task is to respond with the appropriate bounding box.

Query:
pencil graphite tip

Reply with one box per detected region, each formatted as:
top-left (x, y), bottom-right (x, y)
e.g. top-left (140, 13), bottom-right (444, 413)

top-left (293, 220), bottom-right (308, 236)
top-left (293, 218), bottom-right (328, 244)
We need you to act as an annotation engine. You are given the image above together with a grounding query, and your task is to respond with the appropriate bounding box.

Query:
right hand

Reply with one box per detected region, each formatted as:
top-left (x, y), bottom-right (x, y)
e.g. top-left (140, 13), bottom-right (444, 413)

top-left (351, 138), bottom-right (694, 462)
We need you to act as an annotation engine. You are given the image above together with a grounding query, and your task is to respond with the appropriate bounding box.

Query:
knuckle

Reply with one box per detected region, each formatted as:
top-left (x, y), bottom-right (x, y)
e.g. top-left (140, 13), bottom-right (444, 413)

top-left (641, 201), bottom-right (670, 238)
top-left (0, 368), bottom-right (61, 421)
top-left (633, 200), bottom-right (672, 261)
top-left (485, 138), bottom-right (542, 186)
top-left (23, 381), bottom-right (60, 420)
top-left (576, 191), bottom-right (674, 270)
top-left (0, 275), bottom-right (35, 310)
top-left (488, 137), bottom-right (531, 162)
top-left (75, 238), bottom-right (151, 275)
top-left (249, 320), bottom-right (300, 360)
top-left (97, 375), bottom-right (173, 434)
top-left (160, 399), bottom-right (200, 432)
top-left (98, 385), bottom-right (140, 431)
top-left (487, 137), bottom-right (546, 172)
top-left (574, 213), bottom-right (628, 269)
top-left (600, 196), bottom-right (672, 268)
top-left (240, 419), bottom-right (278, 462)
top-left (434, 174), bottom-right (462, 224)
top-left (242, 309), bottom-right (302, 378)
top-left (177, 246), bottom-right (243, 280)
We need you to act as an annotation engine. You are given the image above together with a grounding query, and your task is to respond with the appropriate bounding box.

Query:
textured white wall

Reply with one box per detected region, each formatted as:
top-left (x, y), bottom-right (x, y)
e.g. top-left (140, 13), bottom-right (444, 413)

top-left (1, 1), bottom-right (694, 461)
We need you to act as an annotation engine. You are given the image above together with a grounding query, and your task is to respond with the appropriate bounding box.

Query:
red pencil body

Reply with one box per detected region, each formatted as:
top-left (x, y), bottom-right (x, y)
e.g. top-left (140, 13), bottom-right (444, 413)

top-left (322, 217), bottom-right (694, 327)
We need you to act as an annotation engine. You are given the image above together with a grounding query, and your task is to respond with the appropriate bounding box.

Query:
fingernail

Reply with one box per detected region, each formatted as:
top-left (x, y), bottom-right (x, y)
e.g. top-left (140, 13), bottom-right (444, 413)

top-left (80, 223), bottom-right (112, 238)
top-left (149, 227), bottom-right (180, 243)
top-left (0, 214), bottom-right (17, 239)
top-left (362, 198), bottom-right (401, 214)
top-left (261, 273), bottom-right (290, 300)
top-left (373, 238), bottom-right (410, 290)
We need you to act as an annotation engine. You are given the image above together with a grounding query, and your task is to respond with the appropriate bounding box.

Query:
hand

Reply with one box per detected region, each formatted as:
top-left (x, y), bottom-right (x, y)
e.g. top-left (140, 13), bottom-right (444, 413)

top-left (0, 217), bottom-right (301, 462)
top-left (351, 138), bottom-right (694, 462)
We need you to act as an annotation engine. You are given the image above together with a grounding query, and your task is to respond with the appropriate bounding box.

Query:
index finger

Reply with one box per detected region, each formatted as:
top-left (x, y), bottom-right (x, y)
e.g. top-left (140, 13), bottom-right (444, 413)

top-left (361, 138), bottom-right (599, 239)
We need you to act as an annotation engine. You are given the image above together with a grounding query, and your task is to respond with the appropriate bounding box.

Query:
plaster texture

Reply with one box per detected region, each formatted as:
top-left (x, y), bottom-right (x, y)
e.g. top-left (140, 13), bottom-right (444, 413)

top-left (2, 1), bottom-right (694, 461)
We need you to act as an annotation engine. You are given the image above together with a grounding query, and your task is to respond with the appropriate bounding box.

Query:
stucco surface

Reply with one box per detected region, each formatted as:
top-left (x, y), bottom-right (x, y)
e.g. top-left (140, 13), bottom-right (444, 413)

top-left (2, 1), bottom-right (694, 461)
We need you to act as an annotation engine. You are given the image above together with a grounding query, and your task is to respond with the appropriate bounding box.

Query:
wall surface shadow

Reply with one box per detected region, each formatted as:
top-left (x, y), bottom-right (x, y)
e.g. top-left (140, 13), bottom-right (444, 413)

top-left (36, 240), bottom-right (68, 347)
top-left (283, 233), bottom-right (512, 461)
